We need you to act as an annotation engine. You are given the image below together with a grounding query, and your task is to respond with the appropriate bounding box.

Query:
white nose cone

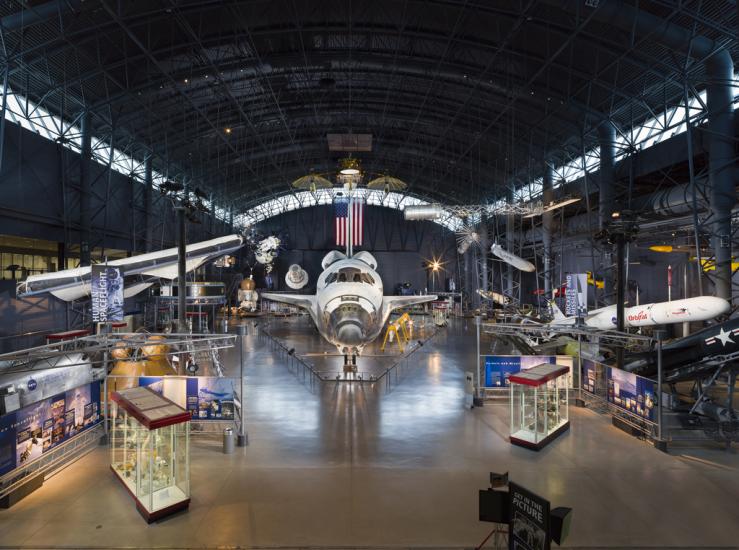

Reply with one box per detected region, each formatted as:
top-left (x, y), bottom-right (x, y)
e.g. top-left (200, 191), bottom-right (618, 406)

top-left (285, 264), bottom-right (309, 289)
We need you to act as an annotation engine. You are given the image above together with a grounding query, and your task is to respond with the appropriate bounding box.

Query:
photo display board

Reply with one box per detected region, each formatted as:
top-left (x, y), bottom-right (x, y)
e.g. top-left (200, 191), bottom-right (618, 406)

top-left (91, 265), bottom-right (124, 322)
top-left (606, 367), bottom-right (656, 422)
top-left (484, 356), bottom-right (574, 388)
top-left (581, 359), bottom-right (599, 395)
top-left (0, 381), bottom-right (101, 477)
top-left (138, 377), bottom-right (235, 420)
top-left (509, 482), bottom-right (551, 550)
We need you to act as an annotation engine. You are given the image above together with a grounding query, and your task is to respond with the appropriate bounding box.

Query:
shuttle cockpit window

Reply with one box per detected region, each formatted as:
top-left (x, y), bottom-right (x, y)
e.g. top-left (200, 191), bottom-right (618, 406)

top-left (326, 267), bottom-right (375, 285)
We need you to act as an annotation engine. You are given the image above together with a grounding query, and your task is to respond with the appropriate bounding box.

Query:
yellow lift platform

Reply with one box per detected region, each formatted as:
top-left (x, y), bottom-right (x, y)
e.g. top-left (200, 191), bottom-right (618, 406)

top-left (380, 313), bottom-right (414, 353)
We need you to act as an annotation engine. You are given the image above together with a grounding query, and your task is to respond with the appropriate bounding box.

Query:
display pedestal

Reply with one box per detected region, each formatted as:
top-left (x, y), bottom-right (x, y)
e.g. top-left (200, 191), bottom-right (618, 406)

top-left (511, 422), bottom-right (570, 451)
top-left (653, 439), bottom-right (668, 453)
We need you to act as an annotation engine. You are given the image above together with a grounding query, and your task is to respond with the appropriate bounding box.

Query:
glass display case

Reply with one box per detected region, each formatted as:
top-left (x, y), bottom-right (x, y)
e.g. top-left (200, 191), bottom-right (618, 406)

top-left (110, 386), bottom-right (191, 522)
top-left (509, 363), bottom-right (570, 450)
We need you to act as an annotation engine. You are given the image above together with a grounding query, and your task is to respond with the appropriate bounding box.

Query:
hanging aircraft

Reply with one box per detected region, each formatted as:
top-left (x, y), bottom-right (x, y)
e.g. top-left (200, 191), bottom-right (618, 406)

top-left (262, 251), bottom-right (436, 367)
top-left (548, 296), bottom-right (730, 330)
top-left (17, 235), bottom-right (244, 301)
top-left (490, 243), bottom-right (536, 272)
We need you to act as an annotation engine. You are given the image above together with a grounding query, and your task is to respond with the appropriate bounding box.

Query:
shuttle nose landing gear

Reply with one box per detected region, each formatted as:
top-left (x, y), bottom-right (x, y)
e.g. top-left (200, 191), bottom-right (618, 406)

top-left (342, 354), bottom-right (358, 375)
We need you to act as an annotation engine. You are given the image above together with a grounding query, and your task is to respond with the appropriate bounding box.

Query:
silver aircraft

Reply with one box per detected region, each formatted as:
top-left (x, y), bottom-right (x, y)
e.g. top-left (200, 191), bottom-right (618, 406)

top-left (263, 251), bottom-right (436, 360)
top-left (17, 234), bottom-right (244, 301)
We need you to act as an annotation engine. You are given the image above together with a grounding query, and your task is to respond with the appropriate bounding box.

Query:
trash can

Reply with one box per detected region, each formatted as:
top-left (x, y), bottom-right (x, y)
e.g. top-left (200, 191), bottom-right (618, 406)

top-left (220, 318), bottom-right (229, 334)
top-left (223, 427), bottom-right (235, 454)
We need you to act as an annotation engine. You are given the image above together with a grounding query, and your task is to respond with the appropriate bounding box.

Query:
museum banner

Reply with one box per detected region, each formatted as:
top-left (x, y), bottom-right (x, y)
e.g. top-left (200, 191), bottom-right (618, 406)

top-left (91, 265), bottom-right (124, 322)
top-left (137, 376), bottom-right (235, 420)
top-left (0, 381), bottom-right (102, 477)
top-left (509, 481), bottom-right (551, 550)
top-left (484, 355), bottom-right (574, 388)
top-left (606, 367), bottom-right (656, 422)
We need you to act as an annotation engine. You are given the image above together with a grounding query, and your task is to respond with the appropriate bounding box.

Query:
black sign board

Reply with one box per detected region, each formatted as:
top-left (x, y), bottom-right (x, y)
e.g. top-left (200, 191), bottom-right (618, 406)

top-left (509, 482), bottom-right (550, 550)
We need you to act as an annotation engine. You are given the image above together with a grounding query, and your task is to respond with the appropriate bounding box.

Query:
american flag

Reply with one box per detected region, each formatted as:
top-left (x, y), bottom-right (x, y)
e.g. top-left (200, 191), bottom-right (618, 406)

top-left (335, 197), bottom-right (364, 247)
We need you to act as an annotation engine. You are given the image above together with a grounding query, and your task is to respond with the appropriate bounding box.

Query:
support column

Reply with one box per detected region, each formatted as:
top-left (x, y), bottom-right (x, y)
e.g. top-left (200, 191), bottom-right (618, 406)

top-left (542, 163), bottom-right (554, 296)
top-left (479, 220), bottom-right (489, 293)
top-left (0, 65), bottom-right (9, 176)
top-left (229, 208), bottom-right (234, 233)
top-left (56, 242), bottom-right (66, 272)
top-left (177, 207), bottom-right (187, 333)
top-left (505, 189), bottom-right (515, 297)
top-left (79, 111), bottom-right (92, 267)
top-left (144, 156), bottom-right (153, 252)
top-left (599, 122), bottom-right (616, 304)
top-left (706, 51), bottom-right (735, 302)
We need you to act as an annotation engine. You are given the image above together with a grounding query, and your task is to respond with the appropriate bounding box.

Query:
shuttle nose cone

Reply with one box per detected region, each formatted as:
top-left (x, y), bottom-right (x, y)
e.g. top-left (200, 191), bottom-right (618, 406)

top-left (329, 303), bottom-right (370, 347)
top-left (337, 323), bottom-right (364, 346)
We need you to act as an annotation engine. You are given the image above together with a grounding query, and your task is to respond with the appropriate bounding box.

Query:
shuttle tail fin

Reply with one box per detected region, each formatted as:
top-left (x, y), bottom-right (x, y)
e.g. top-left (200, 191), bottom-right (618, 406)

top-left (549, 300), bottom-right (567, 321)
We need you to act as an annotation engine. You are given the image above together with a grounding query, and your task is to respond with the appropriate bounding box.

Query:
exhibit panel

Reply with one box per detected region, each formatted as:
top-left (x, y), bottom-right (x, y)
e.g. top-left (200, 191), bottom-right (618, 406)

top-left (110, 387), bottom-right (191, 522)
top-left (509, 364), bottom-right (570, 450)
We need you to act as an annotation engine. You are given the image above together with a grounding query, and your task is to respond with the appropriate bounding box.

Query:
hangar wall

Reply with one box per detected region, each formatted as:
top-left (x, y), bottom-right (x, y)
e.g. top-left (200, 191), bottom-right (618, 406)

top-left (0, 120), bottom-right (232, 346)
top-left (254, 205), bottom-right (459, 295)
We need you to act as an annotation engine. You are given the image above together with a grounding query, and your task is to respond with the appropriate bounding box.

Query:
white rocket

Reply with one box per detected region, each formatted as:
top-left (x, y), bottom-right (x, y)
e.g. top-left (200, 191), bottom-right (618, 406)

top-left (550, 296), bottom-right (730, 330)
top-left (490, 243), bottom-right (535, 272)
top-left (263, 251), bottom-right (436, 356)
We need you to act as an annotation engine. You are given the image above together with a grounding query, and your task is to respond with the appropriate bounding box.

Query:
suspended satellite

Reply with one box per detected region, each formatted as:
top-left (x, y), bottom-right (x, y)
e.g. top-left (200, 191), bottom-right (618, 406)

top-left (456, 224), bottom-right (480, 254)
top-left (490, 243), bottom-right (535, 272)
top-left (285, 264), bottom-right (309, 290)
top-left (367, 175), bottom-right (407, 193)
top-left (292, 174), bottom-right (333, 192)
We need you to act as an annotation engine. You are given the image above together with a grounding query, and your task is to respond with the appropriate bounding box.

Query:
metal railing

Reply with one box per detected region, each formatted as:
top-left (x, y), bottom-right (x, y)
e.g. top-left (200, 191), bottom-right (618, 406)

top-left (0, 423), bottom-right (103, 500)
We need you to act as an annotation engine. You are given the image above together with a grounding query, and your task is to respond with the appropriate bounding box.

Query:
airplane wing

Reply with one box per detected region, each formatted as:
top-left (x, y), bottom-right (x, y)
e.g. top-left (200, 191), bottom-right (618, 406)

top-left (261, 293), bottom-right (317, 312)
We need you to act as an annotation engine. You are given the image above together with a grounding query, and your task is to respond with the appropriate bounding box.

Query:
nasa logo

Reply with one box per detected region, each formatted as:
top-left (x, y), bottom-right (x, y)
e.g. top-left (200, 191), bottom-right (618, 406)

top-left (628, 311), bottom-right (648, 322)
top-left (27, 379), bottom-right (37, 391)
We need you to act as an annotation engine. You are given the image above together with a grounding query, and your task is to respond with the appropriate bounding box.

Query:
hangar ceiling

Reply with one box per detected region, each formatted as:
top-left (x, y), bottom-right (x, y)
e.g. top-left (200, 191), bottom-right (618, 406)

top-left (0, 0), bottom-right (736, 213)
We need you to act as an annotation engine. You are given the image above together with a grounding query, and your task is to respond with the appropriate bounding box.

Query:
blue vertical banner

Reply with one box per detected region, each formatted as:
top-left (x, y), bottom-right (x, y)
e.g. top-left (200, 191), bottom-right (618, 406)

top-left (91, 265), bottom-right (124, 322)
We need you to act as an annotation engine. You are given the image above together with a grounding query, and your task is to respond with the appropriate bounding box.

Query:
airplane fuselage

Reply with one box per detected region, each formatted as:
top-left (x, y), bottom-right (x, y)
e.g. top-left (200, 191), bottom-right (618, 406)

top-left (552, 296), bottom-right (730, 330)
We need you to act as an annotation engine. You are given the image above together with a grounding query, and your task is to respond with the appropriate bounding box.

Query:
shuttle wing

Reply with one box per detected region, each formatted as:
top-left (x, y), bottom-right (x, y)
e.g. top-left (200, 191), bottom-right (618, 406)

top-left (261, 293), bottom-right (317, 312)
top-left (382, 295), bottom-right (437, 314)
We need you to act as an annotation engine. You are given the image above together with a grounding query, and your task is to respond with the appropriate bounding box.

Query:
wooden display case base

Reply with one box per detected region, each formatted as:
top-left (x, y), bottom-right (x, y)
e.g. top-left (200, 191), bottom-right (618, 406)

top-left (137, 497), bottom-right (190, 523)
top-left (510, 421), bottom-right (570, 451)
top-left (112, 466), bottom-right (190, 523)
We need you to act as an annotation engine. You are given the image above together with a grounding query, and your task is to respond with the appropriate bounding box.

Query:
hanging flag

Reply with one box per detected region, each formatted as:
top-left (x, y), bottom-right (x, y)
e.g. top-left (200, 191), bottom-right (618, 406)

top-left (353, 199), bottom-right (364, 246)
top-left (335, 196), bottom-right (349, 246)
top-left (335, 197), bottom-right (364, 247)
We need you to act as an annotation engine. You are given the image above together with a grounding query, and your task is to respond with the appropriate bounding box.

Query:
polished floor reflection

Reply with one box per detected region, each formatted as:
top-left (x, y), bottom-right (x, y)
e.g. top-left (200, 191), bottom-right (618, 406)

top-left (0, 317), bottom-right (737, 548)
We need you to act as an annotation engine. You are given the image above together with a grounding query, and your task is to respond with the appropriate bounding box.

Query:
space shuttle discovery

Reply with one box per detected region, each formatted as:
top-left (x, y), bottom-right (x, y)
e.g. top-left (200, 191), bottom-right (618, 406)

top-left (263, 251), bottom-right (436, 356)
top-left (17, 235), bottom-right (244, 301)
top-left (550, 296), bottom-right (730, 330)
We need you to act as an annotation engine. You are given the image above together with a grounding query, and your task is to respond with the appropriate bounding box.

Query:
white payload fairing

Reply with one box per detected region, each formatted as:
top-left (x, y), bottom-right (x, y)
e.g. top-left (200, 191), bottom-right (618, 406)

top-left (17, 234), bottom-right (244, 301)
top-left (263, 251), bottom-right (436, 356)
top-left (550, 296), bottom-right (730, 330)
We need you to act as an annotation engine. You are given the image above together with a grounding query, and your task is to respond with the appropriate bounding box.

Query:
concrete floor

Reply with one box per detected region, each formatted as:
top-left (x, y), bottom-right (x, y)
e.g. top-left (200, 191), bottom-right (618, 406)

top-left (0, 317), bottom-right (738, 549)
